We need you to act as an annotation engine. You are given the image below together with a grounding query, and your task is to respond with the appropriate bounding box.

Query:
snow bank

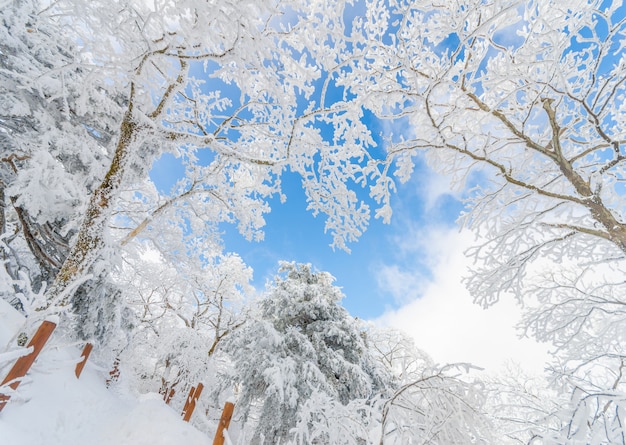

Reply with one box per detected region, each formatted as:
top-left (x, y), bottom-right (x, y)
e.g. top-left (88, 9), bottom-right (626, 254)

top-left (0, 328), bottom-right (208, 445)
top-left (0, 298), bottom-right (24, 349)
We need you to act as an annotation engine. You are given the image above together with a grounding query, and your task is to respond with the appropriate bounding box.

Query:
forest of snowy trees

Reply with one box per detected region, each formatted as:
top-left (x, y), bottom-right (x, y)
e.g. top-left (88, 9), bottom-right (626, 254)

top-left (1, 0), bottom-right (626, 443)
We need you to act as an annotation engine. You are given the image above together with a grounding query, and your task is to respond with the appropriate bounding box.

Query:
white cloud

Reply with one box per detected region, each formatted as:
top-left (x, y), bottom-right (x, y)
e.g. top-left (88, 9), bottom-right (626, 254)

top-left (374, 228), bottom-right (549, 374)
top-left (415, 162), bottom-right (461, 212)
top-left (375, 264), bottom-right (426, 306)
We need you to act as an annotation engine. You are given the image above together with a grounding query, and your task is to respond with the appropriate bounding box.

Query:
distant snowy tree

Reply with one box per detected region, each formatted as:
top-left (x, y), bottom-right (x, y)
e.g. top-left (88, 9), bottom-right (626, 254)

top-left (484, 363), bottom-right (564, 445)
top-left (379, 364), bottom-right (492, 445)
top-left (366, 328), bottom-right (493, 444)
top-left (221, 263), bottom-right (390, 444)
top-left (366, 328), bottom-right (434, 386)
top-left (113, 249), bottom-right (252, 414)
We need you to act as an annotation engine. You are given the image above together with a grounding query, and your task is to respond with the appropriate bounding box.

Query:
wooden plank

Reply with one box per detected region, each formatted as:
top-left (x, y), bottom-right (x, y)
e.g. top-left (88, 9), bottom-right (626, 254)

top-left (0, 320), bottom-right (56, 412)
top-left (212, 401), bottom-right (235, 445)
top-left (181, 383), bottom-right (204, 422)
top-left (75, 343), bottom-right (93, 378)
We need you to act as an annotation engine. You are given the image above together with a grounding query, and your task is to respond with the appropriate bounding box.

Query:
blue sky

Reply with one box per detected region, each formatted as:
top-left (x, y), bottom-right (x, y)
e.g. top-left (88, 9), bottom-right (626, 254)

top-left (151, 149), bottom-right (465, 320)
top-left (224, 161), bottom-right (464, 319)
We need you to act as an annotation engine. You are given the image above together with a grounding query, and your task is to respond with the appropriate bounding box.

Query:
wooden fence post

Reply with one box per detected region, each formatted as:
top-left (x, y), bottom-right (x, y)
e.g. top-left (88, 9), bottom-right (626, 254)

top-left (0, 320), bottom-right (56, 412)
top-left (181, 383), bottom-right (204, 422)
top-left (105, 357), bottom-right (120, 387)
top-left (213, 401), bottom-right (235, 445)
top-left (163, 387), bottom-right (175, 405)
top-left (75, 343), bottom-right (93, 378)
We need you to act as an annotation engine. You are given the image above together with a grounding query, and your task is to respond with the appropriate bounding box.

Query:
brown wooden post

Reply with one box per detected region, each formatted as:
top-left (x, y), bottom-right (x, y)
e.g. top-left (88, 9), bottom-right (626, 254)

top-left (212, 401), bottom-right (235, 445)
top-left (105, 357), bottom-right (120, 387)
top-left (181, 383), bottom-right (204, 422)
top-left (75, 343), bottom-right (93, 378)
top-left (163, 387), bottom-right (175, 405)
top-left (0, 320), bottom-right (56, 412)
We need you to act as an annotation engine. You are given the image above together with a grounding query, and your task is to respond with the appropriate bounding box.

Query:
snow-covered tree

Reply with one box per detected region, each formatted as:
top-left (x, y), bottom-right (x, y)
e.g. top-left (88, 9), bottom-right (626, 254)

top-left (379, 364), bottom-right (492, 445)
top-left (366, 328), bottom-right (493, 444)
top-left (22, 0), bottom-right (380, 318)
top-left (0, 0), bottom-right (122, 314)
top-left (366, 328), bottom-right (434, 386)
top-left (118, 250), bottom-right (252, 400)
top-left (337, 0), bottom-right (626, 441)
top-left (221, 262), bottom-right (390, 444)
top-left (484, 363), bottom-right (564, 444)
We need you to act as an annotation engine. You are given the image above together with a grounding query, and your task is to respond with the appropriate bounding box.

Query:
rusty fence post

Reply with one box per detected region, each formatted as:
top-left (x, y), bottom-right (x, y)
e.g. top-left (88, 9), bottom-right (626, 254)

top-left (213, 401), bottom-right (235, 445)
top-left (0, 320), bottom-right (57, 412)
top-left (181, 383), bottom-right (204, 422)
top-left (75, 343), bottom-right (93, 378)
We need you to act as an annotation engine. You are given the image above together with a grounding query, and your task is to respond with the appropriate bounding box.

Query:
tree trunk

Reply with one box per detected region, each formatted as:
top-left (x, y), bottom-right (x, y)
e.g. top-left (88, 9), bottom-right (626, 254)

top-left (45, 106), bottom-right (138, 308)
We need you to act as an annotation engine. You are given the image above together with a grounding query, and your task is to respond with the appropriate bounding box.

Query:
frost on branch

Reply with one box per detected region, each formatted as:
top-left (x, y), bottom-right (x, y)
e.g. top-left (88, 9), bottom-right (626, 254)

top-left (339, 0), bottom-right (626, 441)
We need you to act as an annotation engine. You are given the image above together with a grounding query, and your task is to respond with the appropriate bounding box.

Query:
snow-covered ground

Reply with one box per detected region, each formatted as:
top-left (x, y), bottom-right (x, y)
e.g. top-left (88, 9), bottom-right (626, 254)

top-left (0, 301), bottom-right (208, 445)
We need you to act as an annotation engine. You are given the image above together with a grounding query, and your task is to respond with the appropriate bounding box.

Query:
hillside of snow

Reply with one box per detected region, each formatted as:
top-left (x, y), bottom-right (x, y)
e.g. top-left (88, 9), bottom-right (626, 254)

top-left (0, 300), bottom-right (209, 445)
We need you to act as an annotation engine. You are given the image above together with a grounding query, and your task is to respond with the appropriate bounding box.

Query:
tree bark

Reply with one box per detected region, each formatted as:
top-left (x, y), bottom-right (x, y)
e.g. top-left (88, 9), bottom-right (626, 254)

top-left (45, 105), bottom-right (138, 307)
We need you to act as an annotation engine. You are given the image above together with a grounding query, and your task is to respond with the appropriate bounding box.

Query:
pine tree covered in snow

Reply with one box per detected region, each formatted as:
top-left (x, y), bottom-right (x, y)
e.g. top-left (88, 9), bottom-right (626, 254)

top-left (222, 262), bottom-right (390, 444)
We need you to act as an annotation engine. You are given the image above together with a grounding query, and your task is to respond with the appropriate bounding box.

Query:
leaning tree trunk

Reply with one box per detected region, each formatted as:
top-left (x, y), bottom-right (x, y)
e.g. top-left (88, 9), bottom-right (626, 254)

top-left (45, 56), bottom-right (189, 312)
top-left (45, 104), bottom-right (138, 309)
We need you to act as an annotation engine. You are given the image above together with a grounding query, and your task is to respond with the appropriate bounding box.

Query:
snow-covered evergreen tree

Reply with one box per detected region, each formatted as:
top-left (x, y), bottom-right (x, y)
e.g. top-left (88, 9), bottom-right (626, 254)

top-left (222, 262), bottom-right (390, 444)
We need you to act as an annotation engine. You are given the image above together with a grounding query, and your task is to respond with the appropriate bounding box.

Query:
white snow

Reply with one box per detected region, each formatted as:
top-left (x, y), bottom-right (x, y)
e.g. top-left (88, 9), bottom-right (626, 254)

top-left (0, 347), bottom-right (32, 367)
top-left (0, 298), bottom-right (24, 349)
top-left (0, 318), bottom-right (209, 445)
